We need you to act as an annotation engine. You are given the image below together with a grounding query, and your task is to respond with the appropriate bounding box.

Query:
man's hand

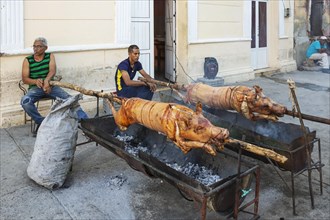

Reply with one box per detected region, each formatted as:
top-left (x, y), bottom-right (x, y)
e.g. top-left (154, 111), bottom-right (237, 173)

top-left (35, 78), bottom-right (44, 88)
top-left (319, 48), bottom-right (327, 53)
top-left (146, 82), bottom-right (157, 92)
top-left (43, 80), bottom-right (52, 94)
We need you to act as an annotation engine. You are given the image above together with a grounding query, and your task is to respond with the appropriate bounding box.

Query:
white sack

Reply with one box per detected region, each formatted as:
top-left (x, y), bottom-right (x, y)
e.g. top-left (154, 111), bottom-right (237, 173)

top-left (27, 94), bottom-right (83, 189)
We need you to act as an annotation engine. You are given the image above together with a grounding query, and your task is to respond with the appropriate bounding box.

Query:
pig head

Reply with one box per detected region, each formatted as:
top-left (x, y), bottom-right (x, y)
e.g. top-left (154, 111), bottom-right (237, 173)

top-left (164, 102), bottom-right (230, 155)
top-left (232, 85), bottom-right (287, 121)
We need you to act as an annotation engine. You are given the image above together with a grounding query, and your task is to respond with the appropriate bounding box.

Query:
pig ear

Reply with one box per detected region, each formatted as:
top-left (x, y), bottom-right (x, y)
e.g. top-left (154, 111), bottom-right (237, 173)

top-left (253, 85), bottom-right (263, 94)
top-left (195, 101), bottom-right (203, 115)
top-left (253, 85), bottom-right (263, 99)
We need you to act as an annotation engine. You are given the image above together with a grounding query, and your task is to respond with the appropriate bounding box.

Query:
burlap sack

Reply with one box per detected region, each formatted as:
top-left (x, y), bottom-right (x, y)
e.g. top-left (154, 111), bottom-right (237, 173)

top-left (27, 94), bottom-right (82, 189)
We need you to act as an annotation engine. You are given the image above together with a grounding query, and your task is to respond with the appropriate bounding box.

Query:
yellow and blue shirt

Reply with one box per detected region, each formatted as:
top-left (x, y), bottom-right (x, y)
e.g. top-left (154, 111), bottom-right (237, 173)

top-left (115, 58), bottom-right (142, 91)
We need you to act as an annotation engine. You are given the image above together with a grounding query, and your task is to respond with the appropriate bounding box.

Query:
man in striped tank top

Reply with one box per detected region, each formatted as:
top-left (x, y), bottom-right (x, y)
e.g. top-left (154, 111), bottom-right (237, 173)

top-left (21, 37), bottom-right (88, 134)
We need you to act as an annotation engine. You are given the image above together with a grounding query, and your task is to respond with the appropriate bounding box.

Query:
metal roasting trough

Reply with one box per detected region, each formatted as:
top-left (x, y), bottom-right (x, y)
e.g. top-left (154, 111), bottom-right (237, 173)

top-left (159, 90), bottom-right (324, 216)
top-left (80, 116), bottom-right (261, 220)
top-left (48, 80), bottom-right (323, 216)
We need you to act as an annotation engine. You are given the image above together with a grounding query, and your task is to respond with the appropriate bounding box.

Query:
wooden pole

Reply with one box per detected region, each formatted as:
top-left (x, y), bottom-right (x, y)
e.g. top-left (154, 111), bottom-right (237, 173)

top-left (287, 79), bottom-right (314, 210)
top-left (226, 139), bottom-right (288, 164)
top-left (138, 77), bottom-right (186, 91)
top-left (49, 81), bottom-right (122, 104)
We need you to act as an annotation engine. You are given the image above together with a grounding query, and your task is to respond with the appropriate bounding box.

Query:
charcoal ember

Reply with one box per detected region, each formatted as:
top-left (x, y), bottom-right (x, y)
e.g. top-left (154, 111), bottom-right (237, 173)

top-left (166, 162), bottom-right (221, 186)
top-left (116, 127), bottom-right (222, 185)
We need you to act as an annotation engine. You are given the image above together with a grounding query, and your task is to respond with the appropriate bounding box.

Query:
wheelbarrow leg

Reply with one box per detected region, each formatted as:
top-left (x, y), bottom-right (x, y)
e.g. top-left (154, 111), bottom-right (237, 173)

top-left (201, 197), bottom-right (207, 220)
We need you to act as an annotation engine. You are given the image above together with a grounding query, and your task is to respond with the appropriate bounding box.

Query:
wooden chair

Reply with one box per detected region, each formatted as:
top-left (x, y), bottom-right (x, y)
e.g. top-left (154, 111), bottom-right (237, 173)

top-left (19, 76), bottom-right (62, 134)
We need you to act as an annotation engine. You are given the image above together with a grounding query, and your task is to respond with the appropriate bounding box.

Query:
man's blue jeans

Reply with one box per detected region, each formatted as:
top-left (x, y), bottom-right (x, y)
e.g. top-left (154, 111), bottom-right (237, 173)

top-left (21, 86), bottom-right (89, 125)
top-left (117, 86), bottom-right (153, 100)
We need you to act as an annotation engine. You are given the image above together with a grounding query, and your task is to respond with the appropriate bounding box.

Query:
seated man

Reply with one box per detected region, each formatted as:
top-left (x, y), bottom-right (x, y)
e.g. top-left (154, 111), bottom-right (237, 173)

top-left (21, 37), bottom-right (88, 134)
top-left (115, 44), bottom-right (157, 100)
top-left (306, 36), bottom-right (330, 73)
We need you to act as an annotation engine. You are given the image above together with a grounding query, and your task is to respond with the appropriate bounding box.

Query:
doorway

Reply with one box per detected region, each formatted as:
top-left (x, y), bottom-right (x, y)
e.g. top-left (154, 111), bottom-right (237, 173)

top-left (310, 0), bottom-right (324, 36)
top-left (251, 0), bottom-right (268, 69)
top-left (154, 0), bottom-right (175, 82)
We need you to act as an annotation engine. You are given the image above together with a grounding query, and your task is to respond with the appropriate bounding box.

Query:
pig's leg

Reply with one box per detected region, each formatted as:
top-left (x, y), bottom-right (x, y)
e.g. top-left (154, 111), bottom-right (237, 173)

top-left (106, 99), bottom-right (127, 131)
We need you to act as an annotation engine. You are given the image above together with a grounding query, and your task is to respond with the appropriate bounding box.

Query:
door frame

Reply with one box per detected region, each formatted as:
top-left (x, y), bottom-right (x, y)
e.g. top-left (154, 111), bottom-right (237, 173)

top-left (130, 1), bottom-right (154, 78)
top-left (164, 0), bottom-right (176, 82)
top-left (251, 0), bottom-right (269, 70)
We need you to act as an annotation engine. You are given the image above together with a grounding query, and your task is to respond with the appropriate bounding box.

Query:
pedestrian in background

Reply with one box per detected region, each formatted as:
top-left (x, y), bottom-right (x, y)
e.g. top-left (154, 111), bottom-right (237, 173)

top-left (306, 36), bottom-right (330, 73)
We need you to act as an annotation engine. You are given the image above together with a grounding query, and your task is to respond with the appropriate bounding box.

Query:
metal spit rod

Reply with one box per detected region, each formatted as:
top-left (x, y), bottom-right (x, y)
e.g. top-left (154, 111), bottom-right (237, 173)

top-left (285, 110), bottom-right (330, 125)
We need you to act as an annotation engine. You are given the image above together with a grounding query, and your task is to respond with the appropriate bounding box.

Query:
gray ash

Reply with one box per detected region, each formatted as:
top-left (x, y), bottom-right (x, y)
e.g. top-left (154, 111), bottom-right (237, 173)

top-left (166, 162), bottom-right (222, 186)
top-left (105, 174), bottom-right (127, 189)
top-left (116, 133), bottom-right (221, 186)
top-left (115, 134), bottom-right (149, 156)
top-left (115, 134), bottom-right (134, 142)
top-left (124, 143), bottom-right (149, 157)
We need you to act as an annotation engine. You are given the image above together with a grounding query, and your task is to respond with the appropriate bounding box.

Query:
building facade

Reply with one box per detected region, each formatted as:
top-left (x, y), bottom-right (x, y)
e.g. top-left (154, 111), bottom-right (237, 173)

top-left (294, 0), bottom-right (330, 67)
top-left (0, 0), bottom-right (296, 127)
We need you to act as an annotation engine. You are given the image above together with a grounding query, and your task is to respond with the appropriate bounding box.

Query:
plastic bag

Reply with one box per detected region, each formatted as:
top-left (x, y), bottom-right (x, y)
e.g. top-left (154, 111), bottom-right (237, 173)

top-left (27, 94), bottom-right (83, 189)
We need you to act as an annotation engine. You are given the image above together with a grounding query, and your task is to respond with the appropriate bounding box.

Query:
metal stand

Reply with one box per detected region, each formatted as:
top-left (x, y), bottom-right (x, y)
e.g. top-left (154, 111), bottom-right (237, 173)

top-left (76, 92), bottom-right (102, 147)
top-left (265, 137), bottom-right (323, 215)
top-left (263, 79), bottom-right (325, 215)
top-left (94, 91), bottom-right (101, 117)
top-left (174, 149), bottom-right (260, 220)
top-left (231, 147), bottom-right (260, 220)
top-left (201, 148), bottom-right (260, 220)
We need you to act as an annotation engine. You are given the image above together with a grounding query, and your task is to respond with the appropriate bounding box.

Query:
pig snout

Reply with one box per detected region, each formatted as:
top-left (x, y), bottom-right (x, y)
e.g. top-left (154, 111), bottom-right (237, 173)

top-left (255, 97), bottom-right (287, 116)
top-left (272, 104), bottom-right (287, 116)
top-left (211, 126), bottom-right (229, 141)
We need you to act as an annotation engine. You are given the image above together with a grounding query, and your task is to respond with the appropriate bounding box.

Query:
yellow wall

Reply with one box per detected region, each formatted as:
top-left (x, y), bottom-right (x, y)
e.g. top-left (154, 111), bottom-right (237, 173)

top-left (198, 1), bottom-right (243, 39)
top-left (187, 42), bottom-right (253, 82)
top-left (0, 0), bottom-right (121, 127)
top-left (175, 0), bottom-right (296, 85)
top-left (24, 0), bottom-right (115, 46)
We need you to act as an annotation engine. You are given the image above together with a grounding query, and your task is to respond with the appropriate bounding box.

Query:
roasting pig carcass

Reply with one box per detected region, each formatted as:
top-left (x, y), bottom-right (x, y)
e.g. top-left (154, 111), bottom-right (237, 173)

top-left (107, 98), bottom-right (229, 156)
top-left (185, 83), bottom-right (287, 121)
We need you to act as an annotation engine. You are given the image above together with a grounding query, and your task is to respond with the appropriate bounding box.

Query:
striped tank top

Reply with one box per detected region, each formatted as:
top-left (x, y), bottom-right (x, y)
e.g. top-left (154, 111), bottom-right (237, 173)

top-left (26, 53), bottom-right (51, 89)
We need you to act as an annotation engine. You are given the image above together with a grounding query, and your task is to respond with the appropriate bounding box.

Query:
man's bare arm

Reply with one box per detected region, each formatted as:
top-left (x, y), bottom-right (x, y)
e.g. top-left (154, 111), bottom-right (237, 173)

top-left (139, 69), bottom-right (153, 80)
top-left (139, 69), bottom-right (157, 92)
top-left (44, 53), bottom-right (56, 83)
top-left (22, 58), bottom-right (43, 88)
top-left (121, 70), bottom-right (145, 87)
top-left (42, 54), bottom-right (56, 93)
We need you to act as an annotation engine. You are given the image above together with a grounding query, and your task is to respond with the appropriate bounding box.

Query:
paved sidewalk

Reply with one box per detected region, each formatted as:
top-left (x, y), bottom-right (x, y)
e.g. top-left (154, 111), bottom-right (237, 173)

top-left (1, 70), bottom-right (329, 219)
